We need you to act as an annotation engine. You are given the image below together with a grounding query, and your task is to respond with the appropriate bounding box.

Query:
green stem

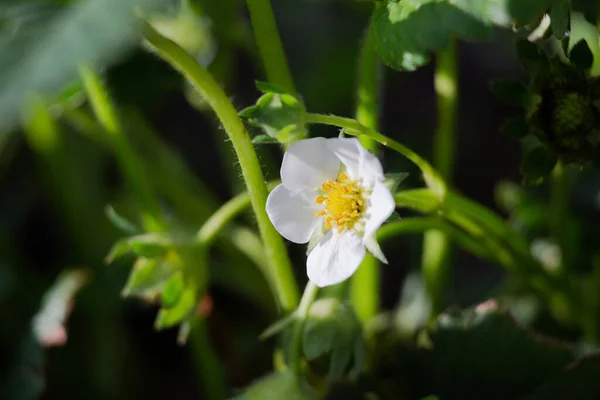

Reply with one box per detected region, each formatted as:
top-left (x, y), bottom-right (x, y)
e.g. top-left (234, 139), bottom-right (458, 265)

top-left (377, 218), bottom-right (496, 264)
top-left (351, 23), bottom-right (381, 323)
top-left (355, 25), bottom-right (379, 153)
top-left (290, 282), bottom-right (319, 375)
top-left (143, 24), bottom-right (300, 312)
top-left (78, 65), bottom-right (166, 232)
top-left (245, 0), bottom-right (295, 92)
top-left (432, 40), bottom-right (458, 180)
top-left (196, 181), bottom-right (279, 246)
top-left (305, 113), bottom-right (447, 197)
top-left (421, 39), bottom-right (458, 316)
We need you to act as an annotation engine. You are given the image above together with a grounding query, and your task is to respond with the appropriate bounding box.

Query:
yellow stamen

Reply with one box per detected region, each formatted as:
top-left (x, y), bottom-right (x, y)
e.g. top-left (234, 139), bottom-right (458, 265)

top-left (315, 172), bottom-right (365, 233)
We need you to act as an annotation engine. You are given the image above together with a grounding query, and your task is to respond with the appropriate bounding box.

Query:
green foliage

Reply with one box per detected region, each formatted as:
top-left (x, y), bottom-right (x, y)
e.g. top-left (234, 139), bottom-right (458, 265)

top-left (371, 0), bottom-right (561, 71)
top-left (550, 1), bottom-right (570, 39)
top-left (424, 301), bottom-right (575, 399)
top-left (106, 232), bottom-right (173, 263)
top-left (569, 39), bottom-right (594, 70)
top-left (302, 298), bottom-right (364, 380)
top-left (232, 372), bottom-right (317, 400)
top-left (526, 354), bottom-right (600, 399)
top-left (155, 282), bottom-right (196, 329)
top-left (490, 79), bottom-right (537, 108)
top-left (122, 257), bottom-right (175, 300)
top-left (501, 115), bottom-right (530, 138)
top-left (240, 81), bottom-right (306, 146)
top-left (495, 33), bottom-right (600, 180)
top-left (0, 0), bottom-right (164, 133)
top-left (521, 146), bottom-right (559, 184)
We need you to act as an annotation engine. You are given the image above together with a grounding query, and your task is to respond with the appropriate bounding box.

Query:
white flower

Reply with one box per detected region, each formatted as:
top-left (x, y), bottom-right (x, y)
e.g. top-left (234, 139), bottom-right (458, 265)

top-left (266, 137), bottom-right (396, 287)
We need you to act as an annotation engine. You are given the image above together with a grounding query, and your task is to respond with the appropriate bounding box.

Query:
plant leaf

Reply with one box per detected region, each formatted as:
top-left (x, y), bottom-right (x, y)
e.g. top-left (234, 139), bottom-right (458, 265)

top-left (154, 283), bottom-right (197, 329)
top-left (550, 2), bottom-right (570, 39)
top-left (521, 146), bottom-right (558, 184)
top-left (121, 257), bottom-right (175, 301)
top-left (525, 353), bottom-right (600, 399)
top-left (490, 79), bottom-right (534, 107)
top-left (240, 81), bottom-right (306, 145)
top-left (371, 0), bottom-right (562, 71)
top-left (426, 300), bottom-right (575, 399)
top-left (0, 0), bottom-right (164, 134)
top-left (569, 39), bottom-right (594, 70)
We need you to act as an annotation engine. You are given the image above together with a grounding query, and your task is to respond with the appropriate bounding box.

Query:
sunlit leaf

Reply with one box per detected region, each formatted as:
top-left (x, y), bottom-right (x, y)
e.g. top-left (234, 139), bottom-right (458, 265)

top-left (240, 81), bottom-right (306, 145)
top-left (154, 283), bottom-right (197, 329)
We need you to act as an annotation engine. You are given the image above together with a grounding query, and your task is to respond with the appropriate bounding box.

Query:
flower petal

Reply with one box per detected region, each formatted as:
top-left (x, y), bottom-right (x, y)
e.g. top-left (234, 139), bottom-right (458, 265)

top-left (281, 137), bottom-right (340, 191)
top-left (307, 231), bottom-right (366, 287)
top-left (326, 138), bottom-right (361, 179)
top-left (358, 145), bottom-right (384, 187)
top-left (266, 184), bottom-right (321, 244)
top-left (327, 138), bottom-right (384, 187)
top-left (363, 181), bottom-right (396, 240)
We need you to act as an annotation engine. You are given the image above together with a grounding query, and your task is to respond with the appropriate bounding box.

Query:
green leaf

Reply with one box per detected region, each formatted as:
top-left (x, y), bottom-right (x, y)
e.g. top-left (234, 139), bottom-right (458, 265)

top-left (383, 172), bottom-right (409, 193)
top-left (232, 372), bottom-right (317, 400)
top-left (550, 2), bottom-right (570, 39)
top-left (259, 313), bottom-right (296, 340)
top-left (385, 210), bottom-right (402, 223)
top-left (240, 81), bottom-right (306, 145)
top-left (104, 205), bottom-right (139, 235)
top-left (569, 39), bottom-right (594, 70)
top-left (526, 353), bottom-right (600, 399)
top-left (370, 0), bottom-right (560, 71)
top-left (154, 283), bottom-right (197, 329)
top-left (371, 1), bottom-right (494, 71)
top-left (252, 134), bottom-right (280, 144)
top-left (303, 299), bottom-right (338, 360)
top-left (426, 300), bottom-right (575, 399)
top-left (509, 1), bottom-right (565, 25)
top-left (302, 299), bottom-right (363, 379)
top-left (501, 115), bottom-right (530, 139)
top-left (0, 0), bottom-right (165, 134)
top-left (161, 270), bottom-right (184, 308)
top-left (105, 233), bottom-right (172, 264)
top-left (490, 79), bottom-right (534, 107)
top-left (128, 232), bottom-right (172, 258)
top-left (256, 81), bottom-right (289, 94)
top-left (122, 257), bottom-right (175, 301)
top-left (521, 146), bottom-right (558, 184)
top-left (105, 239), bottom-right (133, 264)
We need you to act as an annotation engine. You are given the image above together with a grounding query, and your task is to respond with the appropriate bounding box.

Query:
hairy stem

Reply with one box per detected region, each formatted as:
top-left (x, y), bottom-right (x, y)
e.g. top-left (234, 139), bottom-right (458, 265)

top-left (143, 23), bottom-right (300, 312)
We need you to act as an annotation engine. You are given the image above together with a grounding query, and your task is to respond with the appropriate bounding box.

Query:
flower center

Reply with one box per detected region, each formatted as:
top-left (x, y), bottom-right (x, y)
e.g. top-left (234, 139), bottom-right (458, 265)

top-left (315, 173), bottom-right (365, 233)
